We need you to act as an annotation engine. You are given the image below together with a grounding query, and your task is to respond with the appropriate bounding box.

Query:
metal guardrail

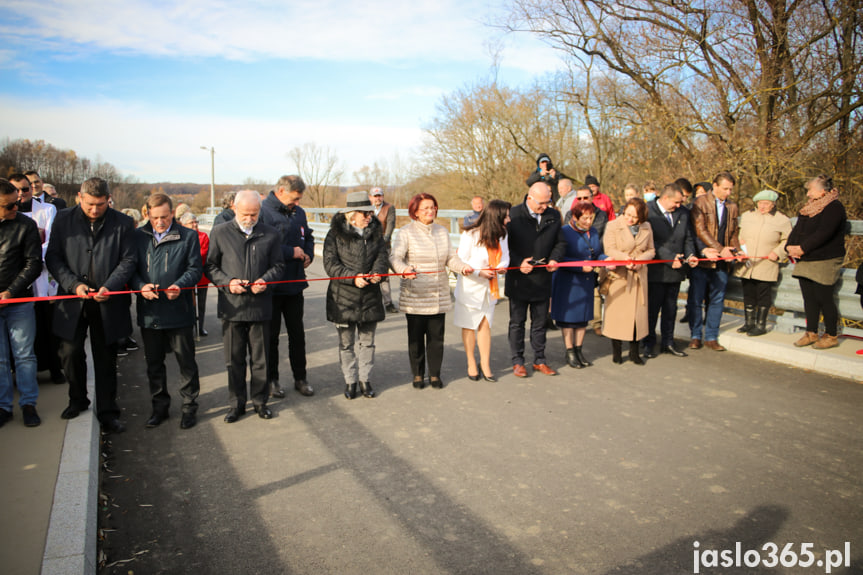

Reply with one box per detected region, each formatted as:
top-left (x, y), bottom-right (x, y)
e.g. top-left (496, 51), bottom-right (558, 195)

top-left (301, 208), bottom-right (863, 335)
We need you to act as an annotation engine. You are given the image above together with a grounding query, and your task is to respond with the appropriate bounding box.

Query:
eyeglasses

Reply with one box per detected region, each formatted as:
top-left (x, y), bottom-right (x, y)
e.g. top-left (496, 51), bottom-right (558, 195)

top-left (1, 201), bottom-right (19, 210)
top-left (15, 186), bottom-right (31, 193)
top-left (529, 197), bottom-right (552, 206)
top-left (359, 211), bottom-right (373, 217)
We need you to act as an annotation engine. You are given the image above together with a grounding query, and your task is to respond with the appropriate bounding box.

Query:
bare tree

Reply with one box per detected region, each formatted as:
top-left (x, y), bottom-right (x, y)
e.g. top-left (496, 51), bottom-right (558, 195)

top-left (507, 0), bottom-right (863, 206)
top-left (288, 142), bottom-right (345, 207)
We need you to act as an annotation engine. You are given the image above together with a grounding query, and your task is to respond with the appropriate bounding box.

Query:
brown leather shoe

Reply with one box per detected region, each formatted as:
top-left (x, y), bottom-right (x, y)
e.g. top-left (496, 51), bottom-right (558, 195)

top-left (813, 334), bottom-right (839, 349)
top-left (532, 363), bottom-right (558, 376)
top-left (688, 338), bottom-right (702, 350)
top-left (704, 340), bottom-right (726, 351)
top-left (793, 331), bottom-right (819, 347)
top-left (512, 364), bottom-right (528, 378)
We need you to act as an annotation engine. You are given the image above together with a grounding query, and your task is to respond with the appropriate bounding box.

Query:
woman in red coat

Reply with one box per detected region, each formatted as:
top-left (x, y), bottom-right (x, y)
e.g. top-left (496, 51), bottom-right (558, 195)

top-left (179, 212), bottom-right (210, 336)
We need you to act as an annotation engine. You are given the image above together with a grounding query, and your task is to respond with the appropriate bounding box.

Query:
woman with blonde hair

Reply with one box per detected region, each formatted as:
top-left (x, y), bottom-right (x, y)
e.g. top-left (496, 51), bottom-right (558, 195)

top-left (786, 175), bottom-right (847, 349)
top-left (453, 199), bottom-right (511, 382)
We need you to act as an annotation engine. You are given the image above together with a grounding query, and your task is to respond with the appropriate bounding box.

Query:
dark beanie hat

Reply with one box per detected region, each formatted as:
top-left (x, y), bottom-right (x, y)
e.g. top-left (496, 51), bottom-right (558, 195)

top-left (585, 174), bottom-right (599, 187)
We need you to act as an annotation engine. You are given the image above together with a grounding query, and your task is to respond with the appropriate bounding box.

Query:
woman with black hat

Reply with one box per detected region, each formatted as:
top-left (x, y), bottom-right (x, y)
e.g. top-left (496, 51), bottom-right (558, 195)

top-left (323, 191), bottom-right (390, 399)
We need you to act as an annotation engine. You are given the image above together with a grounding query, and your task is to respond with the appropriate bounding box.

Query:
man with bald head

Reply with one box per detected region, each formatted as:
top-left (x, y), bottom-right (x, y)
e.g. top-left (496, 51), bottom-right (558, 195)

top-left (506, 182), bottom-right (566, 377)
top-left (206, 190), bottom-right (285, 423)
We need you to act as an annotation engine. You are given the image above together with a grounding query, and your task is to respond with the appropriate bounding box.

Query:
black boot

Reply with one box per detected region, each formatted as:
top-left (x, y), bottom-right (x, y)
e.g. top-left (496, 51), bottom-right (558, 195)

top-left (612, 340), bottom-right (623, 364)
top-left (344, 383), bottom-right (357, 400)
top-left (629, 340), bottom-right (644, 365)
top-left (748, 306), bottom-right (770, 337)
top-left (565, 348), bottom-right (583, 368)
top-left (575, 346), bottom-right (592, 367)
top-left (737, 305), bottom-right (756, 333)
top-left (359, 381), bottom-right (376, 398)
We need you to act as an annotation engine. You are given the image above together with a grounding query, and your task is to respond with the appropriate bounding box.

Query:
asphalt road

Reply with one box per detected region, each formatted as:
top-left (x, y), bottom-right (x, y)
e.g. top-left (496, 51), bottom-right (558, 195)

top-left (98, 260), bottom-right (863, 575)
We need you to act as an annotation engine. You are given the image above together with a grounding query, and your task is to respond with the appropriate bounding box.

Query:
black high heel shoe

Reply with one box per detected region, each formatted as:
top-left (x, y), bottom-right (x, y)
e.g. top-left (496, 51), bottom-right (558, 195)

top-left (467, 372), bottom-right (480, 381)
top-left (481, 372), bottom-right (497, 382)
top-left (412, 376), bottom-right (426, 389)
top-left (344, 383), bottom-right (357, 399)
top-left (430, 377), bottom-right (444, 389)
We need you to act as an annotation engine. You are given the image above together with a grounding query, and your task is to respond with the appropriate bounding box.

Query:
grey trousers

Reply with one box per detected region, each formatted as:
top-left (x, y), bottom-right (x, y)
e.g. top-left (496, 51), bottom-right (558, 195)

top-left (337, 322), bottom-right (377, 384)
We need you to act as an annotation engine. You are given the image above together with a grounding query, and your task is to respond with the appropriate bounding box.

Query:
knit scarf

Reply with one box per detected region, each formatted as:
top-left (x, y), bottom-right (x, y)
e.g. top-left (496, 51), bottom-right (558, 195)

top-left (799, 189), bottom-right (839, 217)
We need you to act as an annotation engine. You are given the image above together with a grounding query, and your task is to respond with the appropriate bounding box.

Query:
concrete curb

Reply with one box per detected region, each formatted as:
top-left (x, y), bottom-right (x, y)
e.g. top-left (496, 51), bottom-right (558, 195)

top-left (721, 329), bottom-right (862, 382)
top-left (41, 360), bottom-right (98, 575)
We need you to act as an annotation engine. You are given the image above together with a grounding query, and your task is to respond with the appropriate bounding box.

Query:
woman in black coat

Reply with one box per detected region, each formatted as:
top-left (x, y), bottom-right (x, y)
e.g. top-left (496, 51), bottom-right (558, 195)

top-left (786, 175), bottom-right (847, 350)
top-left (323, 192), bottom-right (390, 399)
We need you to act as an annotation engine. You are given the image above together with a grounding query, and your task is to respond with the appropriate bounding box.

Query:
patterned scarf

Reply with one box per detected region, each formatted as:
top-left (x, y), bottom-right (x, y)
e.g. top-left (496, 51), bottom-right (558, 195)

top-left (799, 189), bottom-right (839, 217)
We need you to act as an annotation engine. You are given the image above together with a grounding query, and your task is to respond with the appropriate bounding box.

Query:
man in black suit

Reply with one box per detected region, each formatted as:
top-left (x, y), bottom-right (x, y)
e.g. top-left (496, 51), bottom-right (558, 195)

top-left (45, 177), bottom-right (137, 433)
top-left (506, 182), bottom-right (566, 377)
top-left (643, 183), bottom-right (698, 358)
top-left (25, 171), bottom-right (67, 210)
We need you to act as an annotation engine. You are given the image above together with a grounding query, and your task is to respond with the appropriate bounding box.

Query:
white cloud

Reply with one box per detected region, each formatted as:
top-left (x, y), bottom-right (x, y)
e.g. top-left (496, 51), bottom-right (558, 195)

top-left (0, 95), bottom-right (423, 185)
top-left (4, 0), bottom-right (516, 64)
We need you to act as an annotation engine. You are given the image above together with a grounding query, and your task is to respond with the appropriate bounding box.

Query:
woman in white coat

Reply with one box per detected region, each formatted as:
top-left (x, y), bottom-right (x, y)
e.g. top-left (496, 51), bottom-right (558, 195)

top-left (453, 200), bottom-right (511, 382)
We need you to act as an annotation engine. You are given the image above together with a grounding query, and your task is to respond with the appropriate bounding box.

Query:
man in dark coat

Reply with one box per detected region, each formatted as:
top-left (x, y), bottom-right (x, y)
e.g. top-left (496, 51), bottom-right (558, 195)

top-left (370, 187), bottom-right (398, 313)
top-left (0, 179), bottom-right (44, 427)
top-left (259, 175), bottom-right (315, 398)
top-left (45, 177), bottom-right (137, 433)
top-left (526, 153), bottom-right (568, 205)
top-left (206, 190), bottom-right (285, 423)
top-left (643, 183), bottom-right (698, 358)
top-left (131, 193), bottom-right (203, 430)
top-left (26, 170), bottom-right (67, 210)
top-left (506, 182), bottom-right (566, 377)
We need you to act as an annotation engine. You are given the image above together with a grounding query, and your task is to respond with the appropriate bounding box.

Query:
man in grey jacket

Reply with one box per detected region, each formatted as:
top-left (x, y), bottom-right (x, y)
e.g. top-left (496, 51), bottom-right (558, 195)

top-left (206, 190), bottom-right (285, 423)
top-left (131, 193), bottom-right (203, 429)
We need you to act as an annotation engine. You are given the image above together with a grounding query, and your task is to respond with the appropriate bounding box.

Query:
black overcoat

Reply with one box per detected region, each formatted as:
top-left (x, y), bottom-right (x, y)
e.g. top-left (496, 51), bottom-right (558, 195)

top-left (45, 206), bottom-right (137, 344)
top-left (505, 202), bottom-right (566, 301)
top-left (323, 214), bottom-right (388, 324)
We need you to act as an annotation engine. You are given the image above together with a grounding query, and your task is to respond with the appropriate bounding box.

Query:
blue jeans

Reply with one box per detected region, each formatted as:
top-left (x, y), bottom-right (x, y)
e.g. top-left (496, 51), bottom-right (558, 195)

top-left (0, 302), bottom-right (38, 411)
top-left (688, 266), bottom-right (729, 342)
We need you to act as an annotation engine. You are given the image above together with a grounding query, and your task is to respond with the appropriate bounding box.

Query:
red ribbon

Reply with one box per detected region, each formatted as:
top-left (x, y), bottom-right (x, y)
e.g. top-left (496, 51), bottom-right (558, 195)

top-left (0, 255), bottom-right (766, 305)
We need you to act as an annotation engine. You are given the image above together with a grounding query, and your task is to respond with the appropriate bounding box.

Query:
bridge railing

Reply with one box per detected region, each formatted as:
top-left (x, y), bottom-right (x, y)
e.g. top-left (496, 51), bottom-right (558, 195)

top-left (303, 208), bottom-right (863, 336)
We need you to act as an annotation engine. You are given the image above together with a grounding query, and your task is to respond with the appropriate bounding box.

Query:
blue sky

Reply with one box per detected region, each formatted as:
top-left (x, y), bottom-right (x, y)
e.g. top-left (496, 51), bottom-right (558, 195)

top-left (1, 0), bottom-right (561, 185)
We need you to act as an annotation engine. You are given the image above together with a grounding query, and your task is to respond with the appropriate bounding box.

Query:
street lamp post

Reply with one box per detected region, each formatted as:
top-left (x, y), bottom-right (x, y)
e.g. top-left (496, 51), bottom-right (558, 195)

top-left (200, 146), bottom-right (215, 210)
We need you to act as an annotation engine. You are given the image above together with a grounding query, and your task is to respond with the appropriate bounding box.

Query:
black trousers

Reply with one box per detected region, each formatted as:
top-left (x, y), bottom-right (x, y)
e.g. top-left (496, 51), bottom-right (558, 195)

top-left (508, 297), bottom-right (549, 366)
top-left (223, 320), bottom-right (269, 409)
top-left (741, 278), bottom-right (773, 308)
top-left (798, 277), bottom-right (839, 336)
top-left (58, 301), bottom-right (120, 423)
top-left (405, 313), bottom-right (445, 378)
top-left (141, 326), bottom-right (200, 416)
top-left (268, 293), bottom-right (307, 382)
top-left (645, 281), bottom-right (681, 349)
top-left (34, 301), bottom-right (63, 376)
top-left (195, 286), bottom-right (208, 330)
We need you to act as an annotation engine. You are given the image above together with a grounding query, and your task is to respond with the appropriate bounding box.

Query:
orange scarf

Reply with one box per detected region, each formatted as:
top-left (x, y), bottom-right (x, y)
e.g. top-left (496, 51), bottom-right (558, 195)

top-left (487, 244), bottom-right (501, 299)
